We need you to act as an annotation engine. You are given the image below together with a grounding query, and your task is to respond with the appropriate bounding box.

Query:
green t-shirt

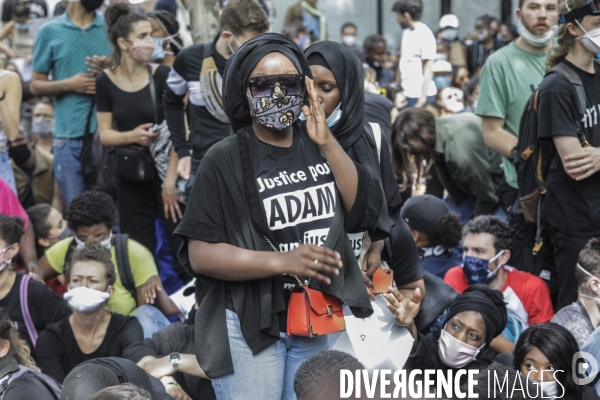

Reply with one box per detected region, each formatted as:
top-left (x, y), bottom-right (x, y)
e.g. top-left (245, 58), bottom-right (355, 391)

top-left (476, 41), bottom-right (550, 189)
top-left (45, 237), bottom-right (158, 316)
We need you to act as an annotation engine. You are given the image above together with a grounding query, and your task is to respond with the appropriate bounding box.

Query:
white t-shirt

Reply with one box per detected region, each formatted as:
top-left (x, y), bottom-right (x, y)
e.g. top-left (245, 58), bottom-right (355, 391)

top-left (399, 22), bottom-right (437, 99)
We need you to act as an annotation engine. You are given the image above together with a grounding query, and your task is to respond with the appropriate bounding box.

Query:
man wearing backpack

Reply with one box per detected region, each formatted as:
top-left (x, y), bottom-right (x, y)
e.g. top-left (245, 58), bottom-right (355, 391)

top-left (537, 0), bottom-right (600, 310)
top-left (476, 0), bottom-right (559, 274)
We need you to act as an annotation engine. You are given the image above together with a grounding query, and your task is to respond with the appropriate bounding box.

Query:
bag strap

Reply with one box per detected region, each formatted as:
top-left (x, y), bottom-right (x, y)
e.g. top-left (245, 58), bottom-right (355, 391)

top-left (368, 122), bottom-right (382, 163)
top-left (147, 64), bottom-right (159, 125)
top-left (548, 62), bottom-right (588, 144)
top-left (115, 234), bottom-right (137, 302)
top-left (18, 275), bottom-right (37, 348)
top-left (83, 97), bottom-right (96, 142)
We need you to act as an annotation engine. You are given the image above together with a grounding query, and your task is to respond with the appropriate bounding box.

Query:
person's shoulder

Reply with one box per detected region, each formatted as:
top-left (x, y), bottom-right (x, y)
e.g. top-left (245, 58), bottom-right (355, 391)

top-left (204, 134), bottom-right (239, 160)
top-left (551, 302), bottom-right (581, 321)
top-left (38, 317), bottom-right (67, 340)
top-left (45, 237), bottom-right (74, 259)
top-left (109, 313), bottom-right (138, 329)
top-left (125, 237), bottom-right (154, 259)
top-left (506, 266), bottom-right (549, 291)
top-left (4, 372), bottom-right (56, 400)
top-left (38, 15), bottom-right (64, 33)
top-left (156, 64), bottom-right (171, 74)
top-left (539, 63), bottom-right (573, 93)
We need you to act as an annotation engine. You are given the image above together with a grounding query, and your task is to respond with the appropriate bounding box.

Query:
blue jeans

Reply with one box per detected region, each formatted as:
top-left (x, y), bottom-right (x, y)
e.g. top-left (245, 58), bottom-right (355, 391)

top-left (444, 195), bottom-right (507, 225)
top-left (211, 309), bottom-right (329, 400)
top-left (0, 149), bottom-right (16, 194)
top-left (134, 305), bottom-right (171, 338)
top-left (53, 138), bottom-right (87, 208)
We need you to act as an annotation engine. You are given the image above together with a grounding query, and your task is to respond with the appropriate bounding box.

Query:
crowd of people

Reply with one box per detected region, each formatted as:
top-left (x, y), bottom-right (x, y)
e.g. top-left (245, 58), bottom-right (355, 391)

top-left (0, 0), bottom-right (599, 398)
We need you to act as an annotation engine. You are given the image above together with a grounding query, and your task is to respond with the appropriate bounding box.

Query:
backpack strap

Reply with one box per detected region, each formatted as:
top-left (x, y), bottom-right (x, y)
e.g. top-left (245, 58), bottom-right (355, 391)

top-left (548, 63), bottom-right (588, 143)
top-left (114, 234), bottom-right (136, 302)
top-left (18, 276), bottom-right (37, 348)
top-left (368, 122), bottom-right (382, 163)
top-left (2, 366), bottom-right (61, 400)
top-left (64, 238), bottom-right (77, 268)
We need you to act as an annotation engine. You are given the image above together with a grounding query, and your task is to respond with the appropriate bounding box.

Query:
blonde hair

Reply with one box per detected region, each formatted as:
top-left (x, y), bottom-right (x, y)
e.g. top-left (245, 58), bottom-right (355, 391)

top-left (547, 0), bottom-right (588, 70)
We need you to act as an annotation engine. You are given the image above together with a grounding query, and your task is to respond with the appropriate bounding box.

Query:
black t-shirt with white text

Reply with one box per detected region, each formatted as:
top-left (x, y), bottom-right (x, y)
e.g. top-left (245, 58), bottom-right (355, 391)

top-left (537, 60), bottom-right (600, 236)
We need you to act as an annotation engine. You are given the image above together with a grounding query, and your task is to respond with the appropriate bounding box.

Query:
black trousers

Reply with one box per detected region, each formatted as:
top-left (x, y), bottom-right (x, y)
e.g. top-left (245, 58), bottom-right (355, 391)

top-left (116, 174), bottom-right (190, 284)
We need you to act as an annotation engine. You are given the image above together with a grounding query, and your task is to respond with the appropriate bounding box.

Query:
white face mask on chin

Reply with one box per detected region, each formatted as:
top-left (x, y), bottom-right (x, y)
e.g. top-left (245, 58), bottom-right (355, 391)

top-left (64, 286), bottom-right (111, 314)
top-left (519, 21), bottom-right (557, 48)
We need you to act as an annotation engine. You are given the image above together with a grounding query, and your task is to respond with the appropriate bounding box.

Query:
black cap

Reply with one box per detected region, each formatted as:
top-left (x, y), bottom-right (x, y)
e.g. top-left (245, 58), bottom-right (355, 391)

top-left (400, 195), bottom-right (450, 237)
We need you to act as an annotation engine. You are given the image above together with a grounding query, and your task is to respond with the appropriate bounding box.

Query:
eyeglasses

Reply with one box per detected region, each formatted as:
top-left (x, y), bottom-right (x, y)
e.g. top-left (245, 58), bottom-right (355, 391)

top-left (560, 0), bottom-right (600, 23)
top-left (247, 74), bottom-right (304, 98)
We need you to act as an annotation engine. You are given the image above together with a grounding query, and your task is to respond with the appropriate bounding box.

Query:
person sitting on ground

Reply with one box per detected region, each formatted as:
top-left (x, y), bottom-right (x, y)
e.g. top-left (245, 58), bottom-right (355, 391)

top-left (26, 204), bottom-right (70, 259)
top-left (400, 195), bottom-right (463, 279)
top-left (0, 214), bottom-right (71, 359)
top-left (30, 98), bottom-right (54, 154)
top-left (552, 237), bottom-right (600, 347)
top-left (0, 308), bottom-right (61, 400)
top-left (93, 384), bottom-right (152, 400)
top-left (36, 240), bottom-right (145, 383)
top-left (38, 190), bottom-right (179, 337)
top-left (393, 108), bottom-right (503, 224)
top-left (387, 284), bottom-right (507, 386)
top-left (293, 350), bottom-right (366, 400)
top-left (513, 323), bottom-right (600, 400)
top-left (61, 357), bottom-right (170, 400)
top-left (444, 216), bottom-right (554, 352)
top-left (125, 295), bottom-right (215, 400)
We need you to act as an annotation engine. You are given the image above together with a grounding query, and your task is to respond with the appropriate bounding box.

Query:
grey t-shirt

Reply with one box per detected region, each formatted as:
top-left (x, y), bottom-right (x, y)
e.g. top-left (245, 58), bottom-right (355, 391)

top-left (551, 300), bottom-right (594, 347)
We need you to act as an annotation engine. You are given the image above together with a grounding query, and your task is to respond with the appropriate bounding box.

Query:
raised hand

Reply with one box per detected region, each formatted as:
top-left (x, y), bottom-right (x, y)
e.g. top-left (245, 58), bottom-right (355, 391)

top-left (302, 76), bottom-right (334, 148)
top-left (384, 287), bottom-right (421, 328)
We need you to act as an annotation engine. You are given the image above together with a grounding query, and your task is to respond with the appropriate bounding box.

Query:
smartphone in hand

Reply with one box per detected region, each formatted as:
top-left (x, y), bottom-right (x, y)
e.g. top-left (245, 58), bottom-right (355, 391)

top-left (369, 269), bottom-right (394, 294)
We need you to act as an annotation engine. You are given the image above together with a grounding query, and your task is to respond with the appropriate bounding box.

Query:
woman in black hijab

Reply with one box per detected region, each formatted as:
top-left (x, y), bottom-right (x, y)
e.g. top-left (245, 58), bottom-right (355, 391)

top-left (386, 284), bottom-right (507, 386)
top-left (304, 41), bottom-right (409, 297)
top-left (174, 33), bottom-right (383, 399)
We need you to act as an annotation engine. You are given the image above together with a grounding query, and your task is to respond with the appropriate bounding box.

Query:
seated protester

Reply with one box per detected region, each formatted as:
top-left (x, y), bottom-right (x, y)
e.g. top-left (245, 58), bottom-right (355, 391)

top-left (293, 350), bottom-right (365, 400)
top-left (27, 204), bottom-right (72, 297)
top-left (61, 358), bottom-right (170, 400)
top-left (400, 195), bottom-right (463, 278)
top-left (125, 300), bottom-right (215, 400)
top-left (552, 237), bottom-right (600, 347)
top-left (445, 216), bottom-right (554, 351)
top-left (30, 98), bottom-right (54, 154)
top-left (38, 191), bottom-right (179, 337)
top-left (0, 214), bottom-right (71, 359)
top-left (393, 108), bottom-right (503, 224)
top-left (93, 384), bottom-right (152, 400)
top-left (36, 241), bottom-right (144, 383)
top-left (9, 130), bottom-right (62, 212)
top-left (26, 204), bottom-right (71, 260)
top-left (386, 284), bottom-right (507, 386)
top-left (513, 323), bottom-right (600, 400)
top-left (0, 309), bottom-right (61, 400)
top-left (363, 34), bottom-right (395, 88)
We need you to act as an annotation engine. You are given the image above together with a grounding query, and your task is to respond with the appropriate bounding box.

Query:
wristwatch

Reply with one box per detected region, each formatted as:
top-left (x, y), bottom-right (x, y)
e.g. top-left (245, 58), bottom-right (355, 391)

top-left (169, 352), bottom-right (180, 372)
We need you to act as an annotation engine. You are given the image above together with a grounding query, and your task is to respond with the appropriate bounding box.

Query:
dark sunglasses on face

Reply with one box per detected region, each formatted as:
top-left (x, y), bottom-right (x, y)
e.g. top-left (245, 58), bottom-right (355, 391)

top-left (247, 74), bottom-right (304, 98)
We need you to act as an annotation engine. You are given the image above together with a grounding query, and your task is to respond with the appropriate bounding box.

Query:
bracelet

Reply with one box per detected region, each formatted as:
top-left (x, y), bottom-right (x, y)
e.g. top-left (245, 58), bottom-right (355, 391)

top-left (167, 381), bottom-right (180, 387)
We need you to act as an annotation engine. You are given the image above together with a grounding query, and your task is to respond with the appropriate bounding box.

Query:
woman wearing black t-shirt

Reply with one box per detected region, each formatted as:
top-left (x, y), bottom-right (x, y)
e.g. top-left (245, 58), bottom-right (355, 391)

top-left (36, 241), bottom-right (143, 383)
top-left (174, 33), bottom-right (383, 398)
top-left (96, 3), bottom-right (184, 281)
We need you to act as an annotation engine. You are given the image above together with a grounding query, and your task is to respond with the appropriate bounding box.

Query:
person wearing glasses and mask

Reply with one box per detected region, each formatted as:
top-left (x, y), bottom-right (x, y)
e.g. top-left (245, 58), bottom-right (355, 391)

top-left (174, 32), bottom-right (383, 398)
top-left (163, 0), bottom-right (269, 200)
top-left (386, 284), bottom-right (507, 386)
top-left (36, 240), bottom-right (144, 384)
top-left (0, 214), bottom-right (71, 360)
top-left (444, 216), bottom-right (554, 354)
top-left (38, 190), bottom-right (179, 337)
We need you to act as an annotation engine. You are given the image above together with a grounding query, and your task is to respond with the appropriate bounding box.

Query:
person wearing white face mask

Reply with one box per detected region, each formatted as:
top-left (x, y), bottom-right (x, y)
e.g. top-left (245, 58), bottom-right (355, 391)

top-left (535, 0), bottom-right (600, 312)
top-left (36, 240), bottom-right (144, 384)
top-left (385, 284), bottom-right (507, 386)
top-left (477, 0), bottom-right (559, 278)
top-left (0, 214), bottom-right (71, 361)
top-left (552, 237), bottom-right (600, 347)
top-left (513, 323), bottom-right (600, 400)
top-left (340, 22), bottom-right (364, 60)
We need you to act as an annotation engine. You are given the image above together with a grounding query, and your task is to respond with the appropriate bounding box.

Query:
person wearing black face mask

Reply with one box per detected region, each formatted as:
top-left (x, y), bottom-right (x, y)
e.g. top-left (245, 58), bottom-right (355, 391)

top-left (9, 132), bottom-right (63, 211)
top-left (30, 0), bottom-right (110, 209)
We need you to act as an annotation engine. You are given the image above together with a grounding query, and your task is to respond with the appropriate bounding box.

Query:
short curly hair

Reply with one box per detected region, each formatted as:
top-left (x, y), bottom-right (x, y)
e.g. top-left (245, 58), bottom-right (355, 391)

top-left (0, 214), bottom-right (25, 245)
top-left (429, 213), bottom-right (462, 249)
top-left (294, 351), bottom-right (364, 400)
top-left (462, 215), bottom-right (512, 253)
top-left (66, 191), bottom-right (117, 231)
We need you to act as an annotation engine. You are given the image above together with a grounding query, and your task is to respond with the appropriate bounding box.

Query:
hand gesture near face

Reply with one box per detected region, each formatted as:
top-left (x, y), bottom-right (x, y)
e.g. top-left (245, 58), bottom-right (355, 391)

top-left (302, 76), bottom-right (334, 148)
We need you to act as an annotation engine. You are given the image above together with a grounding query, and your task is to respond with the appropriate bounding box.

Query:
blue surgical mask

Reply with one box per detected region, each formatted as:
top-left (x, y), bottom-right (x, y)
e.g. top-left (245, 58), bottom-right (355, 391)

top-left (433, 75), bottom-right (452, 89)
top-left (74, 232), bottom-right (113, 250)
top-left (150, 35), bottom-right (175, 62)
top-left (299, 102), bottom-right (343, 128)
top-left (14, 22), bottom-right (28, 31)
top-left (461, 250), bottom-right (505, 285)
top-left (298, 35), bottom-right (311, 50)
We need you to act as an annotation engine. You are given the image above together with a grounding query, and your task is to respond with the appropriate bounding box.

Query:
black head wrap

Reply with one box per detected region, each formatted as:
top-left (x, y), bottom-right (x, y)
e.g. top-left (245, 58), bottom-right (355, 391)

top-left (446, 284), bottom-right (508, 345)
top-left (305, 41), bottom-right (364, 149)
top-left (222, 33), bottom-right (312, 133)
top-left (305, 40), bottom-right (390, 241)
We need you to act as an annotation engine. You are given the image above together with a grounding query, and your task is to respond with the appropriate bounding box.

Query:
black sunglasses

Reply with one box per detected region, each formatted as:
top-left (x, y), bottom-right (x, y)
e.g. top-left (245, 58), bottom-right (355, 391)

top-left (247, 74), bottom-right (304, 98)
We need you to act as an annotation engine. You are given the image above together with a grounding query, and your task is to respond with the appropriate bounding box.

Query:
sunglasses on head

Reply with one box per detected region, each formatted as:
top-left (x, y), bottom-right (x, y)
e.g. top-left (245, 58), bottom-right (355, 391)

top-left (247, 74), bottom-right (304, 98)
top-left (560, 0), bottom-right (600, 23)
